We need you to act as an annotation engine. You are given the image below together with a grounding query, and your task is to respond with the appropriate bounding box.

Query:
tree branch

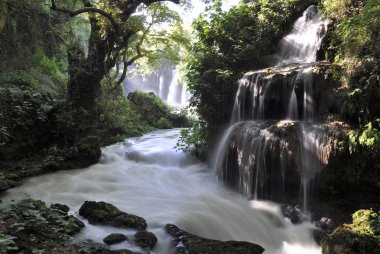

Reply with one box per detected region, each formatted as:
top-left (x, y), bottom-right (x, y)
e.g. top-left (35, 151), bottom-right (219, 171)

top-left (50, 0), bottom-right (119, 33)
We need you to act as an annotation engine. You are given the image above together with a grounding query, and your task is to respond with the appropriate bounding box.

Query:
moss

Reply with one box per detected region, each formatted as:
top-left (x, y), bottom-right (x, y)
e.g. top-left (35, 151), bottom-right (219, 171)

top-left (322, 210), bottom-right (380, 254)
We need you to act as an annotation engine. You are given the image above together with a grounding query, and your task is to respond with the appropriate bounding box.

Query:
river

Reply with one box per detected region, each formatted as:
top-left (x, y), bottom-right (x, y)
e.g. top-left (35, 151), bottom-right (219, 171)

top-left (3, 129), bottom-right (320, 254)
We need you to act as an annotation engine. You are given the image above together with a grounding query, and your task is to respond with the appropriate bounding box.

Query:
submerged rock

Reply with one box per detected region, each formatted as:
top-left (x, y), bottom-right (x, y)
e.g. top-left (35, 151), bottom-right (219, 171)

top-left (165, 224), bottom-right (265, 254)
top-left (103, 233), bottom-right (128, 245)
top-left (134, 230), bottom-right (158, 249)
top-left (79, 201), bottom-right (147, 230)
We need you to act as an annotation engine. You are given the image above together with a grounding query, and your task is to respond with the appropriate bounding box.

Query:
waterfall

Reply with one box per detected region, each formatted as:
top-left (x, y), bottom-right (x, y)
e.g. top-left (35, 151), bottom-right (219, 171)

top-left (277, 5), bottom-right (328, 65)
top-left (167, 70), bottom-right (191, 106)
top-left (124, 67), bottom-right (190, 107)
top-left (214, 5), bottom-right (332, 211)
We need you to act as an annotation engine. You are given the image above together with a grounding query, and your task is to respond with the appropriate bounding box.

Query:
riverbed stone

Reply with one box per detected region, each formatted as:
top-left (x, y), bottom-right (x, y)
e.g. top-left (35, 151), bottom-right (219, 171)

top-left (79, 201), bottom-right (147, 230)
top-left (165, 224), bottom-right (265, 254)
top-left (103, 233), bottom-right (128, 245)
top-left (134, 230), bottom-right (157, 249)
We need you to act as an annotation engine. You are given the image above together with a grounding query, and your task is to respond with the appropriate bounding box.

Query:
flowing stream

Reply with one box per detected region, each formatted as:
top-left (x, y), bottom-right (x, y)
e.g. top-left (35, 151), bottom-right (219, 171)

top-left (3, 129), bottom-right (320, 254)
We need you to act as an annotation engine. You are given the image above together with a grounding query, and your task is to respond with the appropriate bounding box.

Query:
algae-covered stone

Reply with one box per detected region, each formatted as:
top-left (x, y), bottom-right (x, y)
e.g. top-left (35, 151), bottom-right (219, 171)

top-left (322, 210), bottom-right (380, 254)
top-left (79, 201), bottom-right (147, 230)
top-left (134, 230), bottom-right (157, 249)
top-left (103, 233), bottom-right (127, 245)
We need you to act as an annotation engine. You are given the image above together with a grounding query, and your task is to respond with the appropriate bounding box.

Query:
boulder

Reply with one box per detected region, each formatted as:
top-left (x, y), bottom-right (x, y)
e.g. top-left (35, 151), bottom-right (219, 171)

top-left (50, 203), bottom-right (70, 213)
top-left (79, 201), bottom-right (147, 230)
top-left (103, 233), bottom-right (127, 245)
top-left (281, 204), bottom-right (303, 224)
top-left (134, 230), bottom-right (157, 249)
top-left (78, 240), bottom-right (137, 254)
top-left (321, 210), bottom-right (380, 253)
top-left (165, 224), bottom-right (264, 254)
top-left (321, 226), bottom-right (380, 254)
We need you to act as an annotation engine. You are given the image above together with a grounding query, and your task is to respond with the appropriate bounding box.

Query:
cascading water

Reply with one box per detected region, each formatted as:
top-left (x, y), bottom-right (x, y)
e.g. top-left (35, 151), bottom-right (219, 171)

top-left (2, 129), bottom-right (321, 254)
top-left (214, 5), bottom-right (333, 211)
top-left (166, 70), bottom-right (191, 106)
top-left (276, 5), bottom-right (327, 66)
top-left (124, 68), bottom-right (190, 107)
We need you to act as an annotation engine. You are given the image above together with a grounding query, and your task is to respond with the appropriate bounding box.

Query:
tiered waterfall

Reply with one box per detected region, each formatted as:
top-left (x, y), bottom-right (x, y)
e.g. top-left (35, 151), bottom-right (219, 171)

top-left (214, 5), bottom-right (341, 210)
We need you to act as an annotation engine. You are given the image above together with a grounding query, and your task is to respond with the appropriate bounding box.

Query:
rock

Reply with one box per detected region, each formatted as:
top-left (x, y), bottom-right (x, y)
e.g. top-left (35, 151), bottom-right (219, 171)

top-left (134, 230), bottom-right (158, 249)
top-left (79, 201), bottom-right (147, 230)
top-left (321, 226), bottom-right (380, 254)
top-left (217, 120), bottom-right (349, 202)
top-left (316, 217), bottom-right (336, 233)
top-left (103, 233), bottom-right (127, 245)
top-left (313, 228), bottom-right (327, 245)
top-left (0, 199), bottom-right (85, 253)
top-left (281, 204), bottom-right (303, 224)
top-left (78, 240), bottom-right (137, 254)
top-left (50, 203), bottom-right (70, 213)
top-left (322, 210), bottom-right (380, 253)
top-left (165, 224), bottom-right (265, 254)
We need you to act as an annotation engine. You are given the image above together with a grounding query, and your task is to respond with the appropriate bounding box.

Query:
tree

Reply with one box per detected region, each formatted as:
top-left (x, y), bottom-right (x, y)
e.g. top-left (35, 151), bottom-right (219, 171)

top-left (50, 0), bottom-right (180, 138)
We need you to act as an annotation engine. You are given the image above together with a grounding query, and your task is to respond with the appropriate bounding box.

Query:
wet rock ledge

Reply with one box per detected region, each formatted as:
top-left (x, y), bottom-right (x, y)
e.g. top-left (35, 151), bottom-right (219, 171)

top-left (165, 224), bottom-right (265, 254)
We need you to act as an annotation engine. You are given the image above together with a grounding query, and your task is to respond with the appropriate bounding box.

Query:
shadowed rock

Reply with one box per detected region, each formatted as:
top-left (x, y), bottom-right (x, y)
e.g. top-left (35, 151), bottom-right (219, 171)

top-left (165, 224), bottom-right (264, 254)
top-left (79, 201), bottom-right (147, 230)
top-left (134, 230), bottom-right (158, 249)
top-left (103, 233), bottom-right (127, 245)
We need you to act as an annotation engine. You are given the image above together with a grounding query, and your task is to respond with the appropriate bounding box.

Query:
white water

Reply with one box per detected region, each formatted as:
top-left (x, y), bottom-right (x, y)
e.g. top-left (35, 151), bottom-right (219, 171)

top-left (3, 129), bottom-right (320, 254)
top-left (166, 70), bottom-right (191, 106)
top-left (277, 5), bottom-right (327, 65)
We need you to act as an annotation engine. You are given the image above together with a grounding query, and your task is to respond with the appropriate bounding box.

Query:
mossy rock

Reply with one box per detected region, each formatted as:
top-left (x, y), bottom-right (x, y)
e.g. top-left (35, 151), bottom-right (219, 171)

top-left (79, 201), bottom-right (147, 230)
top-left (0, 199), bottom-right (84, 253)
top-left (322, 210), bottom-right (380, 254)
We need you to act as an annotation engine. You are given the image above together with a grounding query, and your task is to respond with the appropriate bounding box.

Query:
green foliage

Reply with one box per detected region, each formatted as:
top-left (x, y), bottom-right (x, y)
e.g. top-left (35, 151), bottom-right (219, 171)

top-left (177, 119), bottom-right (208, 157)
top-left (352, 209), bottom-right (380, 238)
top-left (0, 234), bottom-right (17, 254)
top-left (323, 0), bottom-right (380, 124)
top-left (349, 119), bottom-right (380, 154)
top-left (157, 117), bottom-right (173, 129)
top-left (31, 49), bottom-right (67, 84)
top-left (183, 0), bottom-right (317, 155)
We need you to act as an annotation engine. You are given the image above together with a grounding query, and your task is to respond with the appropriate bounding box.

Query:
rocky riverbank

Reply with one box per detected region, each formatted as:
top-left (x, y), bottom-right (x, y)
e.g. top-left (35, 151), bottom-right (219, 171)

top-left (0, 199), bottom-right (266, 254)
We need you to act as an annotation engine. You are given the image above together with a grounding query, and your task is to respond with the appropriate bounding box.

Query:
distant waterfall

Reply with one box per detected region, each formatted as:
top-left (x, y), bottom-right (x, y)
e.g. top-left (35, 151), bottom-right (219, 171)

top-left (124, 68), bottom-right (190, 107)
top-left (165, 70), bottom-right (191, 106)
top-left (214, 6), bottom-right (335, 211)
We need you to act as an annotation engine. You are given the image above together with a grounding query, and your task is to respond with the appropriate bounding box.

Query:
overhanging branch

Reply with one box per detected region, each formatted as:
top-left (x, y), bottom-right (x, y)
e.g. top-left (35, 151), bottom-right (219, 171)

top-left (50, 0), bottom-right (119, 33)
